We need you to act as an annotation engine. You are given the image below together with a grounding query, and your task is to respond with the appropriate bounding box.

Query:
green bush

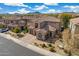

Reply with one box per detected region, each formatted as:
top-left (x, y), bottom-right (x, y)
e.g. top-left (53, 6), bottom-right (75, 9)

top-left (23, 29), bottom-right (28, 33)
top-left (23, 26), bottom-right (29, 33)
top-left (11, 27), bottom-right (20, 33)
top-left (0, 24), bottom-right (5, 28)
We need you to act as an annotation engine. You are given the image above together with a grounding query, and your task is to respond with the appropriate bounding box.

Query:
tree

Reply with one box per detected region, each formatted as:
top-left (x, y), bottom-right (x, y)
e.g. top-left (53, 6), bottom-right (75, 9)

top-left (60, 13), bottom-right (72, 29)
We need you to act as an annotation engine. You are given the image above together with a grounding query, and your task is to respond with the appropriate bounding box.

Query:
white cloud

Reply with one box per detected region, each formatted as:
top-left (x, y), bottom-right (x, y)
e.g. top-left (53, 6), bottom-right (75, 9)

top-left (72, 9), bottom-right (79, 13)
top-left (34, 5), bottom-right (48, 10)
top-left (47, 9), bottom-right (56, 13)
top-left (64, 5), bottom-right (79, 12)
top-left (46, 9), bottom-right (61, 13)
top-left (35, 5), bottom-right (39, 8)
top-left (64, 5), bottom-right (79, 9)
top-left (8, 8), bottom-right (30, 14)
top-left (56, 10), bottom-right (62, 13)
top-left (3, 3), bottom-right (28, 7)
top-left (44, 3), bottom-right (58, 5)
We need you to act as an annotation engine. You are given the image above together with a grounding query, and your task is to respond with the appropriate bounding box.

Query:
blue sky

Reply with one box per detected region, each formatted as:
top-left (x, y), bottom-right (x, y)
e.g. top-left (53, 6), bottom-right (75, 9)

top-left (0, 3), bottom-right (79, 14)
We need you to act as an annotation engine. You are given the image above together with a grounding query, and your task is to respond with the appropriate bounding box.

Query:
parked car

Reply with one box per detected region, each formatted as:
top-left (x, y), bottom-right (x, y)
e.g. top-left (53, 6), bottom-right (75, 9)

top-left (0, 28), bottom-right (9, 33)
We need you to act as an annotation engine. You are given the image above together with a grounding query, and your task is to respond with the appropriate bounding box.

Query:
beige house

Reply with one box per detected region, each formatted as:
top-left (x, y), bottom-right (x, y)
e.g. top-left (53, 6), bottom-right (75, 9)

top-left (27, 16), bottom-right (61, 41)
top-left (0, 15), bottom-right (30, 30)
top-left (69, 18), bottom-right (79, 48)
top-left (69, 17), bottom-right (79, 55)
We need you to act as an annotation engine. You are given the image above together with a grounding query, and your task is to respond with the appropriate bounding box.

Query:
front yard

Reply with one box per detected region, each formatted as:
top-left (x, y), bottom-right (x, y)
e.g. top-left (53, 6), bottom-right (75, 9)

top-left (4, 27), bottom-right (72, 55)
top-left (19, 33), bottom-right (56, 52)
top-left (4, 28), bottom-right (68, 55)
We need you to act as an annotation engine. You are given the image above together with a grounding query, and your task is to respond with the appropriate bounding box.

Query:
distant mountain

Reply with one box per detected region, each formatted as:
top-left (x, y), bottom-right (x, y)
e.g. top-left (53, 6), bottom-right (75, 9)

top-left (28, 11), bottom-right (41, 14)
top-left (62, 12), bottom-right (78, 14)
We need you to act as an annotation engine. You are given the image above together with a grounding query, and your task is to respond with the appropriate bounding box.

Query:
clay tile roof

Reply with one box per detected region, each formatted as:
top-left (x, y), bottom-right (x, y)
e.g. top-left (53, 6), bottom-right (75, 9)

top-left (35, 16), bottom-right (60, 23)
top-left (3, 16), bottom-right (22, 20)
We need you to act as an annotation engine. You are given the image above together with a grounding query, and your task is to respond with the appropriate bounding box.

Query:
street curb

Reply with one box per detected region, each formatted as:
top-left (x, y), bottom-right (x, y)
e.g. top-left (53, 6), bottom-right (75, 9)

top-left (0, 33), bottom-right (61, 56)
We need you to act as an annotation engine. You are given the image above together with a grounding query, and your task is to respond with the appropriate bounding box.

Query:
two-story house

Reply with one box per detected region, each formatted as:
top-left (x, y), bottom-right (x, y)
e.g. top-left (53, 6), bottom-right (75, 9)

top-left (27, 16), bottom-right (61, 41)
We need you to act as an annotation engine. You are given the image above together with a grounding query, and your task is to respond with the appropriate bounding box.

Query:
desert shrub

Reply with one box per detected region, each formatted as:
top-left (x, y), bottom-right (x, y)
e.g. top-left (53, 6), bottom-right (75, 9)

top-left (39, 43), bottom-right (47, 48)
top-left (49, 47), bottom-right (56, 52)
top-left (47, 43), bottom-right (52, 47)
top-left (17, 34), bottom-right (24, 38)
top-left (64, 49), bottom-right (68, 53)
top-left (34, 43), bottom-right (39, 46)
top-left (64, 49), bottom-right (72, 56)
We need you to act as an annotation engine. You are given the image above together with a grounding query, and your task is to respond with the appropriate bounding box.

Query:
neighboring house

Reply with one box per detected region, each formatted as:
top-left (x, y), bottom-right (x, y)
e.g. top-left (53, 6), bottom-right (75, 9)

top-left (27, 16), bottom-right (61, 40)
top-left (70, 18), bottom-right (79, 38)
top-left (0, 15), bottom-right (27, 30)
top-left (69, 17), bottom-right (79, 49)
top-left (0, 14), bottom-right (42, 30)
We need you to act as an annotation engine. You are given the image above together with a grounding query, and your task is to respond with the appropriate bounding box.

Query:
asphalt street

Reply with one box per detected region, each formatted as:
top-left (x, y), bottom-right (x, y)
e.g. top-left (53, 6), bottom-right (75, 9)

top-left (0, 36), bottom-right (43, 56)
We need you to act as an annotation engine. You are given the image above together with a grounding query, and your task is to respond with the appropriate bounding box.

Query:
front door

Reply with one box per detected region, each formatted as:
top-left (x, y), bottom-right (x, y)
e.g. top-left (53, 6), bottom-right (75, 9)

top-left (21, 26), bottom-right (24, 30)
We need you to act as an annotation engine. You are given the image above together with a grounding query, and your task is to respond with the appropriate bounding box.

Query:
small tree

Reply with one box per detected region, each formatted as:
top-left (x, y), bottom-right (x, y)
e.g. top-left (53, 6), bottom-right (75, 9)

top-left (60, 13), bottom-right (72, 29)
top-left (11, 27), bottom-right (20, 33)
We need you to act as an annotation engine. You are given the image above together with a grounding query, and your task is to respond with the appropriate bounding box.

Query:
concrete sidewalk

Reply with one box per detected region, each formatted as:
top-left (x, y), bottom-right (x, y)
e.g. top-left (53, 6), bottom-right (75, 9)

top-left (0, 33), bottom-right (61, 56)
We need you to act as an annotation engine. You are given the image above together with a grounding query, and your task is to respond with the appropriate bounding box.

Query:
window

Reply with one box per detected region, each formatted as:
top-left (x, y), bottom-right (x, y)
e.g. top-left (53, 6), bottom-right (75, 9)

top-left (11, 21), bottom-right (13, 23)
top-left (49, 31), bottom-right (52, 37)
top-left (35, 23), bottom-right (38, 28)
